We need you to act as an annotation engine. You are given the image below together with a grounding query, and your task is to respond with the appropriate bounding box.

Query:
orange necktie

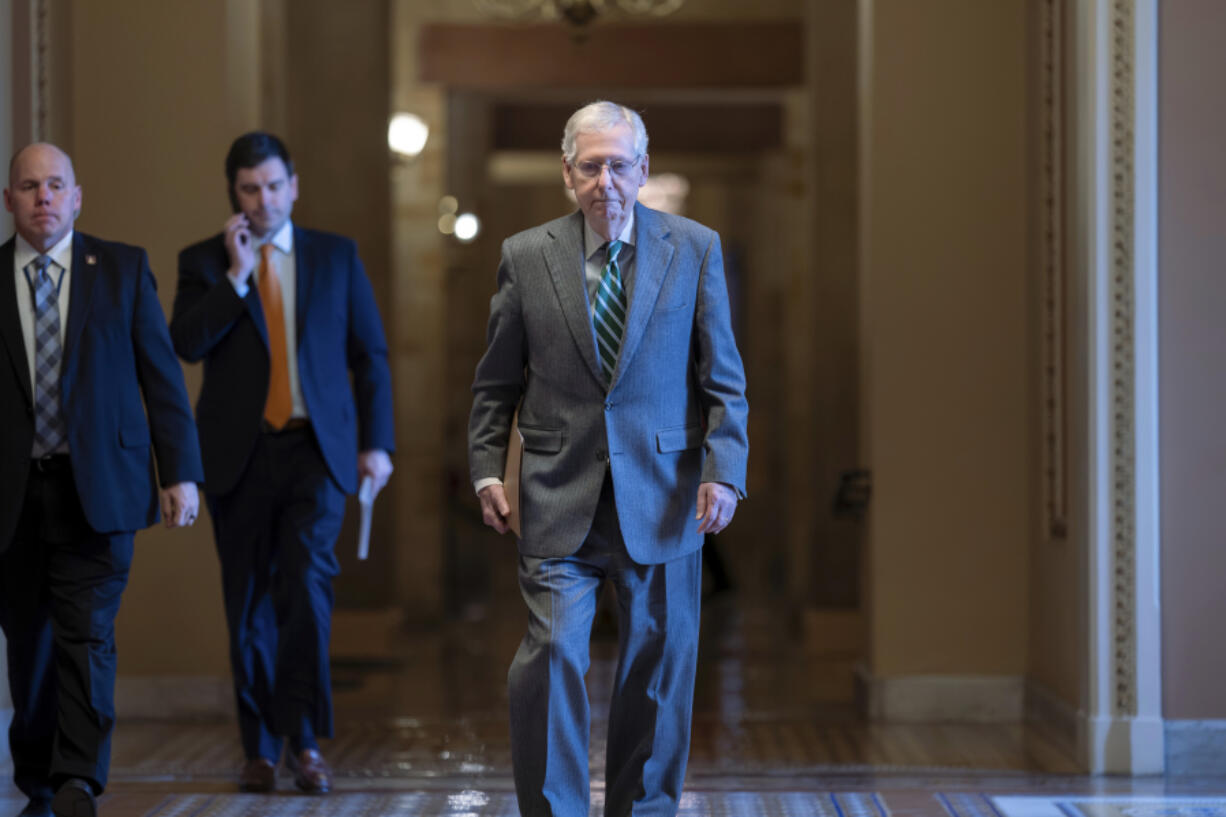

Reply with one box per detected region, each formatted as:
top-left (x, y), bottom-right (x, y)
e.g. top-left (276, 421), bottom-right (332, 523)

top-left (258, 243), bottom-right (293, 428)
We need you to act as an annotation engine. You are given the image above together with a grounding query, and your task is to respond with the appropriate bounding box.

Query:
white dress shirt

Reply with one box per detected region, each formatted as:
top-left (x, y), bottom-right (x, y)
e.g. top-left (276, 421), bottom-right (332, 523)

top-left (228, 221), bottom-right (308, 420)
top-left (582, 212), bottom-right (636, 319)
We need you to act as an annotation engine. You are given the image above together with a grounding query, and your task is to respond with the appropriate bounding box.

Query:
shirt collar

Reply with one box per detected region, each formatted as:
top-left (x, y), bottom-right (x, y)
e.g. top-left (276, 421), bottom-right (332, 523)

top-left (583, 212), bottom-right (635, 262)
top-left (260, 220), bottom-right (294, 255)
top-left (14, 230), bottom-right (74, 275)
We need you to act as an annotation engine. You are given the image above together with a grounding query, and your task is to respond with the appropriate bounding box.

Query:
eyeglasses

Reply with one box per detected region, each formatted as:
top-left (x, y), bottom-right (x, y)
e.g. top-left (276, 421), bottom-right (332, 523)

top-left (571, 156), bottom-right (641, 180)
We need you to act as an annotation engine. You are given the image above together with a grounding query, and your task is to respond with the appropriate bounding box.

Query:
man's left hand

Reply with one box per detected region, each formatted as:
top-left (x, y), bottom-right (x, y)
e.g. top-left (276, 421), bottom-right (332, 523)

top-left (695, 482), bottom-right (738, 535)
top-left (161, 482), bottom-right (200, 529)
top-left (358, 449), bottom-right (394, 499)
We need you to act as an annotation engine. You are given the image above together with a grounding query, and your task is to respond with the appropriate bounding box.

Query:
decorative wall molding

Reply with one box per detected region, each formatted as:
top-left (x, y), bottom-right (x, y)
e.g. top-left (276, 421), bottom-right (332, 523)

top-left (1107, 0), bottom-right (1138, 721)
top-left (33, 0), bottom-right (48, 140)
top-left (1038, 0), bottom-right (1069, 540)
top-left (1106, 0), bottom-right (1140, 721)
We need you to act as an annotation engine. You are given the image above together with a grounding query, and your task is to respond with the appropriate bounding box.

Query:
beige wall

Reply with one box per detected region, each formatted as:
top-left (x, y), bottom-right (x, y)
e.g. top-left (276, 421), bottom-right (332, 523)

top-left (67, 0), bottom-right (400, 667)
top-left (279, 0), bottom-right (395, 609)
top-left (1158, 0), bottom-right (1226, 719)
top-left (861, 0), bottom-right (1032, 677)
top-left (803, 0), bottom-right (861, 611)
top-left (68, 0), bottom-right (261, 675)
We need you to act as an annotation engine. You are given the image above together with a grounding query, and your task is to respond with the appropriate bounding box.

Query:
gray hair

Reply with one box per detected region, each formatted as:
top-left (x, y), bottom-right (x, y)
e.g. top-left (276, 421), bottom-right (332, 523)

top-left (561, 101), bottom-right (649, 164)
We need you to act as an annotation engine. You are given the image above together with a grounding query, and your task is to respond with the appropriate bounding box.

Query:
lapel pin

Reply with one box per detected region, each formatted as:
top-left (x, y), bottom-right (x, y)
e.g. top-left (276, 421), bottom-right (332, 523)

top-left (85, 254), bottom-right (97, 265)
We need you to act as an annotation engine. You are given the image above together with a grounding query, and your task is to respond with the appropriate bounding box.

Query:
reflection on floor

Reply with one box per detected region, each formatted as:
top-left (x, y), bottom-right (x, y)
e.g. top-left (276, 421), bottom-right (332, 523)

top-left (3, 596), bottom-right (1225, 816)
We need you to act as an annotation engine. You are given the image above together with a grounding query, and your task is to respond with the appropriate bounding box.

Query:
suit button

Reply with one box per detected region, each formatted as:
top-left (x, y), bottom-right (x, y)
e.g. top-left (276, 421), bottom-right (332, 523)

top-left (604, 402), bottom-right (613, 411)
top-left (595, 449), bottom-right (606, 461)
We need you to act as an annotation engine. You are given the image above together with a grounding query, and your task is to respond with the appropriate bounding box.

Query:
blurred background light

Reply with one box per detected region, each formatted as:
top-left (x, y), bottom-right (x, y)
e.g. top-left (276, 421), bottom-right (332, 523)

top-left (388, 112), bottom-right (429, 158)
top-left (454, 213), bottom-right (481, 242)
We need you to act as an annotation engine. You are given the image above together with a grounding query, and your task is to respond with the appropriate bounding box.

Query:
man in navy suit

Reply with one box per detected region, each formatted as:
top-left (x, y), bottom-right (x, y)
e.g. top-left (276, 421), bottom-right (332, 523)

top-left (170, 132), bottom-right (394, 795)
top-left (469, 102), bottom-right (749, 817)
top-left (0, 143), bottom-right (203, 817)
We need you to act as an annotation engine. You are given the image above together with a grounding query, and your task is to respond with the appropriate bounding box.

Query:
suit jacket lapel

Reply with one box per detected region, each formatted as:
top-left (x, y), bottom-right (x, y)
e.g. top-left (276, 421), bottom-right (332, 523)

top-left (62, 232), bottom-right (98, 369)
top-left (292, 226), bottom-right (311, 348)
top-left (544, 212), bottom-right (603, 384)
top-left (0, 238), bottom-right (32, 407)
top-left (613, 204), bottom-right (674, 385)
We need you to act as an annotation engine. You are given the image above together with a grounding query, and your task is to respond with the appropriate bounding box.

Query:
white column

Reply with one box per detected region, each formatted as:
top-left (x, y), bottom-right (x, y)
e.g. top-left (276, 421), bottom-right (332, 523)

top-left (1078, 0), bottom-right (1164, 774)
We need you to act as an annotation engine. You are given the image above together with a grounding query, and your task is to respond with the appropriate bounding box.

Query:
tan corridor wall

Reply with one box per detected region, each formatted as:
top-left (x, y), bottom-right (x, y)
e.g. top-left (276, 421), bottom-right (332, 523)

top-left (861, 0), bottom-right (1032, 687)
top-left (1158, 0), bottom-right (1226, 719)
top-left (67, 0), bottom-right (262, 682)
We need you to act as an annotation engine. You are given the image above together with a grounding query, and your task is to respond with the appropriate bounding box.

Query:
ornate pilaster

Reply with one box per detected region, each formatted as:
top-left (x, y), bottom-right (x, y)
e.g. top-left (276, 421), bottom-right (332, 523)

top-left (1078, 0), bottom-right (1162, 773)
top-left (1107, 0), bottom-right (1137, 721)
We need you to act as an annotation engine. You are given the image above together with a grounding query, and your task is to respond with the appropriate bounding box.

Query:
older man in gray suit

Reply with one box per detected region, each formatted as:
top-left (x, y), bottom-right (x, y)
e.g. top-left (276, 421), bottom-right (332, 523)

top-left (469, 100), bottom-right (749, 817)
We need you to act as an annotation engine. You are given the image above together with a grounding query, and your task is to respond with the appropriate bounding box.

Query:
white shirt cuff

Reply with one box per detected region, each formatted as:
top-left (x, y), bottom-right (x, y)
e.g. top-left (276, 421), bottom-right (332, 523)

top-left (227, 272), bottom-right (249, 298)
top-left (473, 477), bottom-right (503, 495)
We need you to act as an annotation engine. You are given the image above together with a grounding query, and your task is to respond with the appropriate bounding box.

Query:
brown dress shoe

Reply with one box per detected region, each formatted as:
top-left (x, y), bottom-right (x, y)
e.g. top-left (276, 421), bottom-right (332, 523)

top-left (238, 757), bottom-right (276, 792)
top-left (286, 748), bottom-right (332, 794)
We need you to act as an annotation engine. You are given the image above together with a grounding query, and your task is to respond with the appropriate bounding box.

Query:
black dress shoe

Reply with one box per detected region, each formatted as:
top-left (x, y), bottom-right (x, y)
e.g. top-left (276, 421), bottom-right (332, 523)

top-left (50, 779), bottom-right (95, 817)
top-left (17, 795), bottom-right (53, 817)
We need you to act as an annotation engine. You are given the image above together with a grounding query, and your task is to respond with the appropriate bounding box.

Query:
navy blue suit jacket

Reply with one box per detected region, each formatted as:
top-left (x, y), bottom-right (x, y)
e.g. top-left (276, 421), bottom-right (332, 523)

top-left (170, 226), bottom-right (394, 496)
top-left (0, 232), bottom-right (204, 550)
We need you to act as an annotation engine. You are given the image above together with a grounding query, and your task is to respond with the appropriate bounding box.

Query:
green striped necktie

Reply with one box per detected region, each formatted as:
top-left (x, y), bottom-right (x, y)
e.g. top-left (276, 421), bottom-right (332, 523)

top-left (592, 239), bottom-right (626, 384)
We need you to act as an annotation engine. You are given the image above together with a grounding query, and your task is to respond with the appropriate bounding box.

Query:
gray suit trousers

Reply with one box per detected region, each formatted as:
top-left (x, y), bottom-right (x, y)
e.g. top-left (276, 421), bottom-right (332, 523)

top-left (508, 474), bottom-right (702, 817)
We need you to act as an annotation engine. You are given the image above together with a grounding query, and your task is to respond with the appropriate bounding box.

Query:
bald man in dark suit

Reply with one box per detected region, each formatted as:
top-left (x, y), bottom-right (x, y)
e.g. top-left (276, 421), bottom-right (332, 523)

top-left (0, 143), bottom-right (203, 817)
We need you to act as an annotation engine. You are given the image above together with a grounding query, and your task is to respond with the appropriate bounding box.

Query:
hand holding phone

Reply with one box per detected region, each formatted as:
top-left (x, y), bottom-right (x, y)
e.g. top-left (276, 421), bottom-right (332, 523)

top-left (224, 213), bottom-right (257, 285)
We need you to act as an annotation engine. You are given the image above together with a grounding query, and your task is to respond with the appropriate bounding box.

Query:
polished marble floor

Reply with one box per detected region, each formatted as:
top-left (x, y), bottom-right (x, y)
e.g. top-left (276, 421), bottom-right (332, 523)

top-left (3, 589), bottom-right (1225, 816)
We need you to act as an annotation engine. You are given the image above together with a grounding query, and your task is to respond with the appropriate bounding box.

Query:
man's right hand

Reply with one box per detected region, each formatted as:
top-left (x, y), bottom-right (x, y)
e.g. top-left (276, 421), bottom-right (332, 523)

top-left (478, 483), bottom-right (512, 535)
top-left (224, 213), bottom-right (257, 285)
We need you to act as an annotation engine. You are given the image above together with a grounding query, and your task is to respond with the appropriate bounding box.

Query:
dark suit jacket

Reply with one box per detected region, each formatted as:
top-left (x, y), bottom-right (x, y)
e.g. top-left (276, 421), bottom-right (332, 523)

top-left (170, 226), bottom-right (394, 496)
top-left (0, 232), bottom-right (204, 550)
top-left (469, 204), bottom-right (749, 564)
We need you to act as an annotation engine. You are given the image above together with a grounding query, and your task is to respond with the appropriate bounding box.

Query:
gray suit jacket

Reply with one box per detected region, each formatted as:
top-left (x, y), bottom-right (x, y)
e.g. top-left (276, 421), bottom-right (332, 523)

top-left (469, 204), bottom-right (748, 564)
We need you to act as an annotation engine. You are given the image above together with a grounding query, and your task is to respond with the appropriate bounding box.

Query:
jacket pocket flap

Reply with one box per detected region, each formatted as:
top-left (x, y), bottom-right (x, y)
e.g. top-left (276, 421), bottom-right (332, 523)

top-left (120, 425), bottom-right (151, 448)
top-left (657, 424), bottom-right (703, 453)
top-left (519, 425), bottom-right (563, 453)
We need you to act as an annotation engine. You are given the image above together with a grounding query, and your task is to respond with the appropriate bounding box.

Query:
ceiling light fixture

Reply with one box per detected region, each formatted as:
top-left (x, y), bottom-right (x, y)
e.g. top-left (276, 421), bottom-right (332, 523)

top-left (474, 0), bottom-right (685, 28)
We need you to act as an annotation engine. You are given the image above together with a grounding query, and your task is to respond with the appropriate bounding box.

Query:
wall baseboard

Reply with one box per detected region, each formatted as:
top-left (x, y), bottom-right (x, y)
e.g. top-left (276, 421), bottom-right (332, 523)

top-left (1165, 720), bottom-right (1226, 776)
top-left (1024, 680), bottom-right (1083, 770)
top-left (1025, 681), bottom-right (1079, 741)
top-left (115, 676), bottom-right (233, 720)
top-left (855, 665), bottom-right (1023, 722)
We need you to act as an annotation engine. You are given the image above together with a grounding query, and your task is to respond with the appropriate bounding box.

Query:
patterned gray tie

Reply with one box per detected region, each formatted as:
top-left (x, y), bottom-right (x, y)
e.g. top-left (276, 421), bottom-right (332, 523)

top-left (26, 254), bottom-right (66, 456)
top-left (592, 240), bottom-right (626, 384)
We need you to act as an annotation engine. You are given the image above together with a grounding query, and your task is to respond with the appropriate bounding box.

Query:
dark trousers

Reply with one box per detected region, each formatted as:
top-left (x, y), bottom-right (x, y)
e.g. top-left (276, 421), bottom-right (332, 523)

top-left (207, 426), bottom-right (345, 762)
top-left (508, 474), bottom-right (703, 817)
top-left (0, 456), bottom-right (134, 798)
